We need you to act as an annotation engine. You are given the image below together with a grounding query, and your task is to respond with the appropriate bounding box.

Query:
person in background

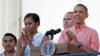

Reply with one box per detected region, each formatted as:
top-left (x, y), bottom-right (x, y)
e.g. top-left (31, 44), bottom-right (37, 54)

top-left (63, 12), bottom-right (75, 29)
top-left (16, 13), bottom-right (49, 56)
top-left (58, 4), bottom-right (99, 52)
top-left (52, 12), bottom-right (75, 54)
top-left (0, 33), bottom-right (17, 56)
top-left (53, 12), bottom-right (74, 44)
top-left (56, 12), bottom-right (74, 44)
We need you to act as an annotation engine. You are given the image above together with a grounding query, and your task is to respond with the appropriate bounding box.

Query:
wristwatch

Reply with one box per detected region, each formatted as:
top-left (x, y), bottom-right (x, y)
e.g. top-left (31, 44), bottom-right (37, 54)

top-left (76, 43), bottom-right (83, 48)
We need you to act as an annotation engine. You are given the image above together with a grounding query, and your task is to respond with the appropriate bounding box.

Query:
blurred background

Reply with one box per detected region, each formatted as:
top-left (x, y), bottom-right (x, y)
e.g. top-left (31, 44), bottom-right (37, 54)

top-left (0, 0), bottom-right (100, 53)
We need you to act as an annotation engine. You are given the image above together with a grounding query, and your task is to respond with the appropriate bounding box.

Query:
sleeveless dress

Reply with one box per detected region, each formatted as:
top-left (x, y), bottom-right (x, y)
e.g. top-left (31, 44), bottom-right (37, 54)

top-left (24, 32), bottom-right (44, 56)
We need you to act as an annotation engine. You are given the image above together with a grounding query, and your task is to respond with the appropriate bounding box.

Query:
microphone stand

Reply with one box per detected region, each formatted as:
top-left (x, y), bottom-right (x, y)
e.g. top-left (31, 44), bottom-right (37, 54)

top-left (50, 34), bottom-right (54, 40)
top-left (50, 31), bottom-right (55, 40)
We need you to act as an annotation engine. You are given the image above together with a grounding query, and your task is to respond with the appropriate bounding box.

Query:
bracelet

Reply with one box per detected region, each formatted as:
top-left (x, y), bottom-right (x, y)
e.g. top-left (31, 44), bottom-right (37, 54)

top-left (76, 43), bottom-right (83, 48)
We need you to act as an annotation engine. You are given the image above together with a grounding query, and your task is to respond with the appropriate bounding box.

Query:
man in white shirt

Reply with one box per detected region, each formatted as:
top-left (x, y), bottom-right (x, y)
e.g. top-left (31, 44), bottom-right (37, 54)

top-left (0, 33), bottom-right (17, 56)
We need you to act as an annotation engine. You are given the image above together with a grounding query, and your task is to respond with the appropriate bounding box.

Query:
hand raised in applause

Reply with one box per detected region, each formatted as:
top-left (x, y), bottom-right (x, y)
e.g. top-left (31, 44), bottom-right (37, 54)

top-left (66, 31), bottom-right (79, 46)
top-left (21, 28), bottom-right (33, 47)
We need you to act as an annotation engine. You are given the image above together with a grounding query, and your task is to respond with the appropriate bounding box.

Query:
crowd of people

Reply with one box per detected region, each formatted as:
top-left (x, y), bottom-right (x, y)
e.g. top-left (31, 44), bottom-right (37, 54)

top-left (0, 4), bottom-right (99, 56)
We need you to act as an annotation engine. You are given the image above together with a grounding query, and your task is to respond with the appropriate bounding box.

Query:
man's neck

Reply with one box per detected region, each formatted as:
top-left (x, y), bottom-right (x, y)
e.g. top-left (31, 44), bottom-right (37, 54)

top-left (75, 23), bottom-right (84, 28)
top-left (4, 50), bottom-right (15, 56)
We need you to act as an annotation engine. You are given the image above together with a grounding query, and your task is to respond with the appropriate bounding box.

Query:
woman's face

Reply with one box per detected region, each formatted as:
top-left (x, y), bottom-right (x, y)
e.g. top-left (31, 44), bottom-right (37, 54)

top-left (24, 17), bottom-right (38, 34)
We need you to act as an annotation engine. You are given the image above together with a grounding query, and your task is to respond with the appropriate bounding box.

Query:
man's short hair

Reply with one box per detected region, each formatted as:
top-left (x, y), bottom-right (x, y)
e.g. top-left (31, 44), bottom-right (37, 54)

top-left (3, 33), bottom-right (17, 43)
top-left (74, 4), bottom-right (88, 13)
top-left (67, 12), bottom-right (73, 14)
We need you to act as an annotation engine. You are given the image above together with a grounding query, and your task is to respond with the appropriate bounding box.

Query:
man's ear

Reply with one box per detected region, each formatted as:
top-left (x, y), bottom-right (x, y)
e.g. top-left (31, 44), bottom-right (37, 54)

top-left (2, 43), bottom-right (3, 46)
top-left (36, 22), bottom-right (40, 26)
top-left (86, 13), bottom-right (88, 18)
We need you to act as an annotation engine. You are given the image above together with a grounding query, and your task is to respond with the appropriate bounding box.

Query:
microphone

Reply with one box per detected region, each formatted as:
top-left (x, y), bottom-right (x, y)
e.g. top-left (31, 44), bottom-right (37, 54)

top-left (50, 28), bottom-right (61, 36)
top-left (45, 28), bottom-right (61, 40)
top-left (45, 29), bottom-right (55, 36)
top-left (50, 28), bottom-right (61, 40)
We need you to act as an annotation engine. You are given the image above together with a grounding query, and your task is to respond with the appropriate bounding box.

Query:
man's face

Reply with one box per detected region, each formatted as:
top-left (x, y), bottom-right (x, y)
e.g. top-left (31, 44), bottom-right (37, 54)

top-left (73, 6), bottom-right (88, 24)
top-left (2, 36), bottom-right (16, 52)
top-left (63, 13), bottom-right (74, 29)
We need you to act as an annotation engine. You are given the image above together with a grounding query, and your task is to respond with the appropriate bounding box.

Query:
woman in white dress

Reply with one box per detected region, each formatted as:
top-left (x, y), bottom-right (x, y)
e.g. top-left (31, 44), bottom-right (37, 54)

top-left (16, 13), bottom-right (49, 56)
